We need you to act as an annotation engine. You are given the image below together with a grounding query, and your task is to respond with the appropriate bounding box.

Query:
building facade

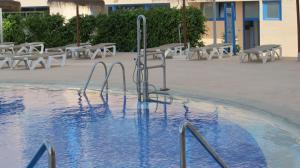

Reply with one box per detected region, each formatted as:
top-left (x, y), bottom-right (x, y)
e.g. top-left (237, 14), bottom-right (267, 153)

top-left (105, 0), bottom-right (180, 12)
top-left (16, 0), bottom-right (180, 19)
top-left (189, 0), bottom-right (298, 57)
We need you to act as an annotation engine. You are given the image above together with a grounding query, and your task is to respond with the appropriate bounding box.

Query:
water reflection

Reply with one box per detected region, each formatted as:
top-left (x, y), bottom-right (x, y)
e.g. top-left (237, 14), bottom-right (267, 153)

top-left (0, 89), bottom-right (270, 168)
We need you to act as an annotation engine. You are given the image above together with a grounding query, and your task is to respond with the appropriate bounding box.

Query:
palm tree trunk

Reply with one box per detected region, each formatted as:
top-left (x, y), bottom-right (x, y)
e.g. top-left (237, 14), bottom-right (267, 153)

top-left (76, 2), bottom-right (80, 47)
top-left (182, 0), bottom-right (188, 49)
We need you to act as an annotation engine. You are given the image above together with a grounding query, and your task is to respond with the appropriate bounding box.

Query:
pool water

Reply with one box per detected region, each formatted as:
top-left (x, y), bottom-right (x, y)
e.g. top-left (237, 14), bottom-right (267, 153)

top-left (0, 87), bottom-right (299, 168)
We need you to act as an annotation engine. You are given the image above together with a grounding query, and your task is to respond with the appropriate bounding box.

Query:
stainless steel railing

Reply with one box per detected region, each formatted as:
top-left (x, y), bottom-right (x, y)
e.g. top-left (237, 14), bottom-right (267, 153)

top-left (136, 15), bottom-right (148, 102)
top-left (26, 141), bottom-right (56, 168)
top-left (179, 121), bottom-right (228, 168)
top-left (82, 61), bottom-right (108, 94)
top-left (146, 51), bottom-right (168, 91)
top-left (100, 61), bottom-right (126, 98)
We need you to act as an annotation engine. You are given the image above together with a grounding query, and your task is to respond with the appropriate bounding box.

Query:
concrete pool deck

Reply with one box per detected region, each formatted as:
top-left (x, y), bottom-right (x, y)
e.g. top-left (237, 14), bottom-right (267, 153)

top-left (0, 52), bottom-right (299, 126)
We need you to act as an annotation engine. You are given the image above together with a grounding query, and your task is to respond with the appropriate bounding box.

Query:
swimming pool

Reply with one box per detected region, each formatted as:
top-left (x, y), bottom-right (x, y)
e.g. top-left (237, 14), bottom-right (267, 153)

top-left (0, 87), bottom-right (299, 167)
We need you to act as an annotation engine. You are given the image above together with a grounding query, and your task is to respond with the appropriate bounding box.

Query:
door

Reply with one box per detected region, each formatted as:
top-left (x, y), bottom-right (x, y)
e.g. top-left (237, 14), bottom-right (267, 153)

top-left (243, 1), bottom-right (260, 49)
top-left (244, 21), bottom-right (260, 49)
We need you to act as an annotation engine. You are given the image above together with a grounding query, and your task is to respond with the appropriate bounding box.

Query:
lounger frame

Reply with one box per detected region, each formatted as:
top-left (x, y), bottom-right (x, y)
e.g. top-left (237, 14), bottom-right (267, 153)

top-left (239, 44), bottom-right (282, 64)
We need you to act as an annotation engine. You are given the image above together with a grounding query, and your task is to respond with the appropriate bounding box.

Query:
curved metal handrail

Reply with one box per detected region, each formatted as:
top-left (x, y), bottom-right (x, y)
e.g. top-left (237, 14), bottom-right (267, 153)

top-left (26, 141), bottom-right (56, 168)
top-left (179, 121), bottom-right (228, 168)
top-left (82, 61), bottom-right (108, 94)
top-left (100, 61), bottom-right (126, 98)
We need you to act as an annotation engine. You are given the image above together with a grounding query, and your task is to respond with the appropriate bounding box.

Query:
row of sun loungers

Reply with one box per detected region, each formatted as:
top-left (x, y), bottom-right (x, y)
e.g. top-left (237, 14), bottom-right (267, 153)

top-left (0, 42), bottom-right (65, 70)
top-left (0, 51), bottom-right (66, 70)
top-left (146, 42), bottom-right (234, 61)
top-left (149, 43), bottom-right (282, 64)
top-left (146, 43), bottom-right (185, 59)
top-left (0, 42), bottom-right (117, 70)
top-left (0, 41), bottom-right (283, 70)
top-left (62, 42), bottom-right (116, 59)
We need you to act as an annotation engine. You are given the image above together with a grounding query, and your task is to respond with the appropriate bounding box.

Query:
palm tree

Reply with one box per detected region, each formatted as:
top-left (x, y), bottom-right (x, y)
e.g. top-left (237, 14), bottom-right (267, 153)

top-left (48, 0), bottom-right (105, 46)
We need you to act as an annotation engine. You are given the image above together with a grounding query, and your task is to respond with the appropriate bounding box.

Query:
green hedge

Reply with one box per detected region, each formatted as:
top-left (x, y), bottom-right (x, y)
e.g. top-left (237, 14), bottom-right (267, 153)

top-left (3, 14), bottom-right (71, 47)
top-left (3, 8), bottom-right (206, 51)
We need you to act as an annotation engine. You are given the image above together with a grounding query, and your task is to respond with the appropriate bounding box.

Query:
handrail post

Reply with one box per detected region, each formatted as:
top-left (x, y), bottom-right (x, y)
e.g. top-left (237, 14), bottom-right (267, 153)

top-left (179, 121), bottom-right (228, 168)
top-left (137, 15), bottom-right (148, 102)
top-left (45, 142), bottom-right (56, 168)
top-left (137, 16), bottom-right (142, 101)
top-left (82, 61), bottom-right (108, 94)
top-left (100, 61), bottom-right (126, 99)
top-left (180, 123), bottom-right (187, 168)
top-left (26, 141), bottom-right (56, 168)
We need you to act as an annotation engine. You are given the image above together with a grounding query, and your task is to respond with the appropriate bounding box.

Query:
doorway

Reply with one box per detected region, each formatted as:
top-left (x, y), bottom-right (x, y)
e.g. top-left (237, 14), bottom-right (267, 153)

top-left (244, 21), bottom-right (260, 49)
top-left (243, 2), bottom-right (260, 49)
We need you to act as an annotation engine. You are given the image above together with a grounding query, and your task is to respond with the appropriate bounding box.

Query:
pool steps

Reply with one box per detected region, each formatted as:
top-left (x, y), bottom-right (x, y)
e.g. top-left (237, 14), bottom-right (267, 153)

top-left (26, 121), bottom-right (228, 168)
top-left (180, 121), bottom-right (228, 168)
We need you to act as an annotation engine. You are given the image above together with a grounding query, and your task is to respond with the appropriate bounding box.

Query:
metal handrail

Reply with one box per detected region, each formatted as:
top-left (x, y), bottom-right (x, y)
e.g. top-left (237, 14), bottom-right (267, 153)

top-left (179, 121), bottom-right (228, 168)
top-left (82, 61), bottom-right (108, 94)
top-left (100, 61), bottom-right (126, 97)
top-left (26, 141), bottom-right (56, 168)
top-left (136, 15), bottom-right (148, 102)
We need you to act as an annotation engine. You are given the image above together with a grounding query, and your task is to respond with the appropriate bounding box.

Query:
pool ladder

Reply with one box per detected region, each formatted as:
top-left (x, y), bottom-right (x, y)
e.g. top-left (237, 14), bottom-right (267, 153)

top-left (81, 61), bottom-right (126, 100)
top-left (26, 141), bottom-right (56, 168)
top-left (180, 121), bottom-right (228, 168)
top-left (136, 15), bottom-right (170, 103)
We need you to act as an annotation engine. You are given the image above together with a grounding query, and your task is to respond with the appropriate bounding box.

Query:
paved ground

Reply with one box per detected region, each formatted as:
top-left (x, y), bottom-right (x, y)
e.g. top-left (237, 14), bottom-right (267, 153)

top-left (0, 52), bottom-right (299, 126)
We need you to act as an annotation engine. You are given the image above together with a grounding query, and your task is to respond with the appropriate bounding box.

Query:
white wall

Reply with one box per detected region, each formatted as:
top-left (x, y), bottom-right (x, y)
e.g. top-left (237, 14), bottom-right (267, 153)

top-left (259, 0), bottom-right (298, 57)
top-left (49, 3), bottom-right (92, 20)
top-left (18, 0), bottom-right (48, 7)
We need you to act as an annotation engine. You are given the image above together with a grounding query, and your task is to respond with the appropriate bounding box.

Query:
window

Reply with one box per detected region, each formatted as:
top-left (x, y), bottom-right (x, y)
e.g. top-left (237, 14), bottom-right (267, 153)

top-left (202, 3), bottom-right (225, 20)
top-left (107, 3), bottom-right (170, 13)
top-left (244, 2), bottom-right (259, 19)
top-left (263, 0), bottom-right (282, 20)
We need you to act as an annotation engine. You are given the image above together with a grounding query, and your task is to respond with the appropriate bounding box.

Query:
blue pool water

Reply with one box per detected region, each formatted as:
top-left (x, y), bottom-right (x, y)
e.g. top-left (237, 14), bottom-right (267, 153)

top-left (0, 87), bottom-right (299, 168)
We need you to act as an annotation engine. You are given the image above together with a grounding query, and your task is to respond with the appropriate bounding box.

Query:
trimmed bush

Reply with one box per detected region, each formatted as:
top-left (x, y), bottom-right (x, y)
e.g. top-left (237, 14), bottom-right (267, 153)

top-left (3, 7), bottom-right (206, 51)
top-left (92, 8), bottom-right (206, 51)
top-left (3, 14), bottom-right (70, 47)
top-left (24, 14), bottom-right (71, 47)
top-left (3, 15), bottom-right (26, 44)
top-left (65, 15), bottom-right (97, 44)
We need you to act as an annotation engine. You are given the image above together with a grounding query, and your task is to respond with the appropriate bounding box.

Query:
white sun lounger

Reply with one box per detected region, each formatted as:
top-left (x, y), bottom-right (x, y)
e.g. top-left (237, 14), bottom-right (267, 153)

top-left (146, 43), bottom-right (186, 59)
top-left (11, 53), bottom-right (47, 70)
top-left (0, 43), bottom-right (15, 69)
top-left (0, 56), bottom-right (12, 69)
top-left (10, 51), bottom-right (67, 70)
top-left (64, 43), bottom-right (91, 59)
top-left (13, 42), bottom-right (45, 54)
top-left (0, 43), bottom-right (14, 54)
top-left (43, 51), bottom-right (67, 69)
top-left (239, 44), bottom-right (282, 64)
top-left (187, 43), bottom-right (233, 60)
top-left (85, 43), bottom-right (116, 60)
